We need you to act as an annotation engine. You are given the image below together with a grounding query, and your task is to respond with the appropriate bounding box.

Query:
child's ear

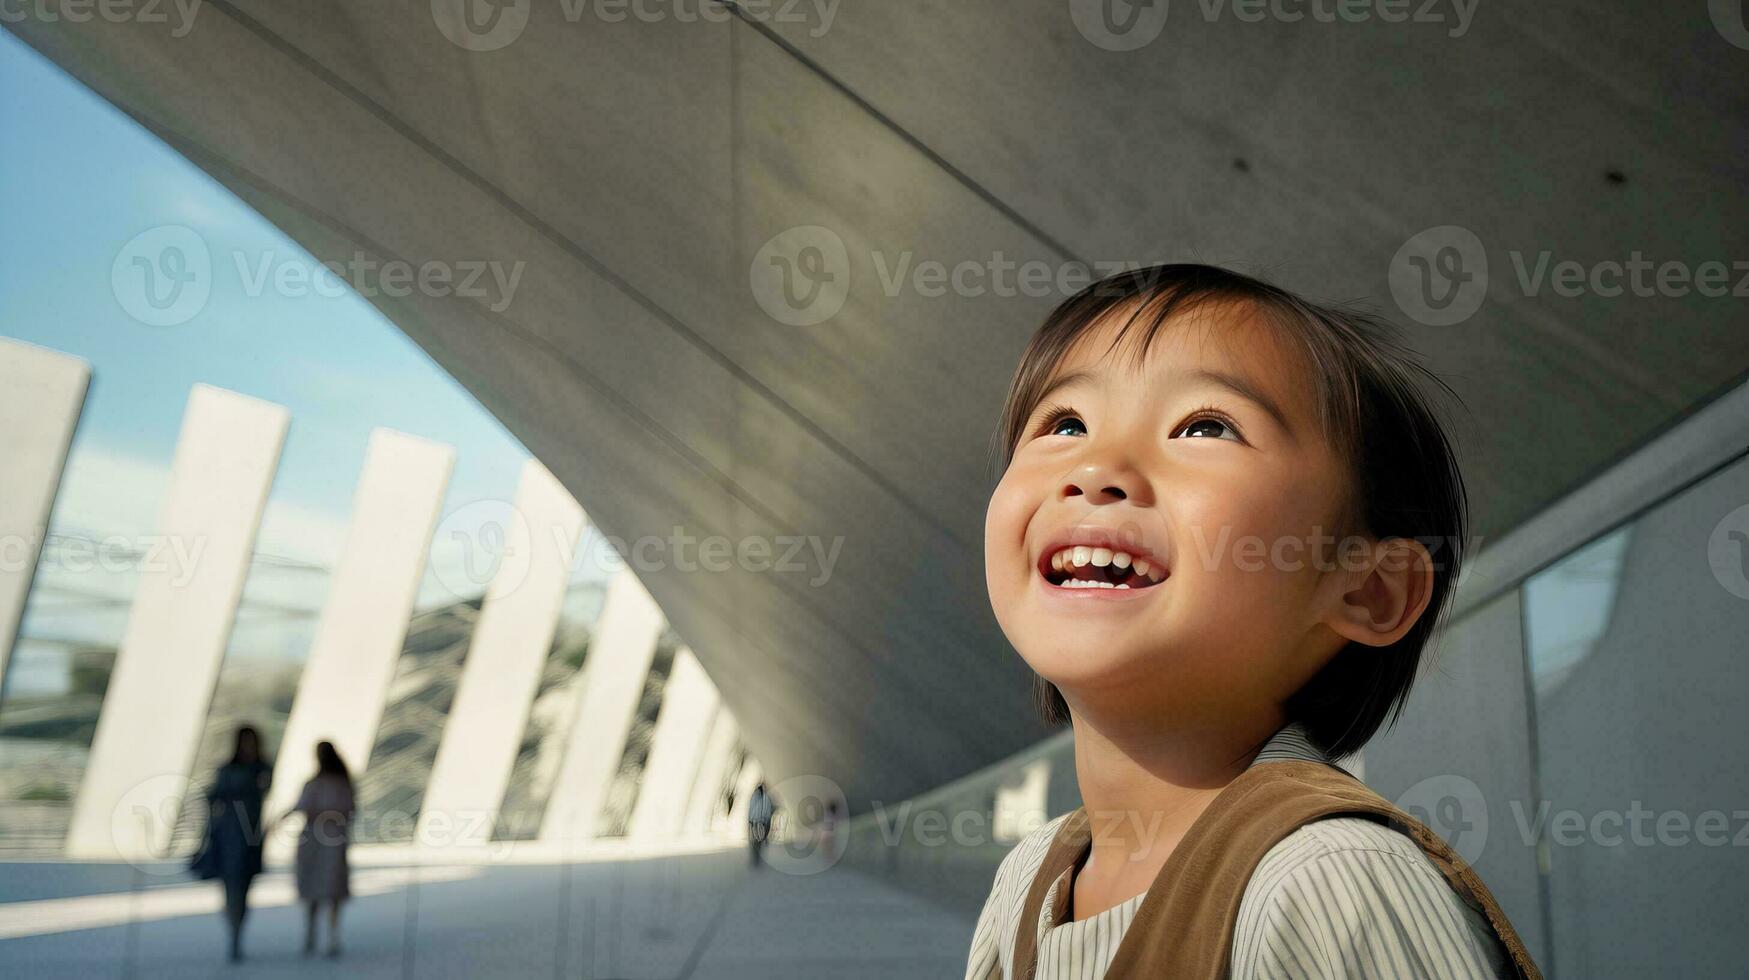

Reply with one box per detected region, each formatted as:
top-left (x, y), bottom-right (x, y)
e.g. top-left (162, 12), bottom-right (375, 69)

top-left (1324, 537), bottom-right (1436, 647)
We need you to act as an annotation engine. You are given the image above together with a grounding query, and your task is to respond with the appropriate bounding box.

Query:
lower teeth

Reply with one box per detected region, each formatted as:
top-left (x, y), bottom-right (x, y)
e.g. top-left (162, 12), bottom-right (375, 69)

top-left (1062, 580), bottom-right (1130, 589)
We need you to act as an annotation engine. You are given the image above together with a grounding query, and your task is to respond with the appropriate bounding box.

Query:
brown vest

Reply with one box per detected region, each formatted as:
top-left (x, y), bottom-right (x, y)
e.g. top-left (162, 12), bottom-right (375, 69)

top-left (1010, 760), bottom-right (1542, 978)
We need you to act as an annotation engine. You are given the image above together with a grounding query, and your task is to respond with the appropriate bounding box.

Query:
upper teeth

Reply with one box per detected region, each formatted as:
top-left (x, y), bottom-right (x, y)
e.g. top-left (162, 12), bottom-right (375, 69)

top-left (1048, 546), bottom-right (1164, 582)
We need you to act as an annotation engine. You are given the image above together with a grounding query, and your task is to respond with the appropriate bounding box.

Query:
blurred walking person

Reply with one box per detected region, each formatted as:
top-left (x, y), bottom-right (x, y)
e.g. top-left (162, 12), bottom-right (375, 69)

top-left (292, 740), bottom-right (355, 957)
top-left (747, 781), bottom-right (774, 866)
top-left (819, 799), bottom-right (842, 861)
top-left (196, 725), bottom-right (271, 962)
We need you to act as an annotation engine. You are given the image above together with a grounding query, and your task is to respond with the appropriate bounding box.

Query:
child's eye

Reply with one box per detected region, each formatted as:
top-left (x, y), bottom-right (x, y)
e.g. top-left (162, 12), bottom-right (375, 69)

top-left (1050, 415), bottom-right (1088, 438)
top-left (1173, 414), bottom-right (1241, 441)
top-left (1032, 404), bottom-right (1087, 439)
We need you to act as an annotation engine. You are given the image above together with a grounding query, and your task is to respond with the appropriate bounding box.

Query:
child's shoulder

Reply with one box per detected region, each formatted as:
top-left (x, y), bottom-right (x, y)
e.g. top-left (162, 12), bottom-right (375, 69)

top-left (1018, 811), bottom-right (1075, 848)
top-left (991, 811), bottom-right (1073, 885)
top-left (1259, 814), bottom-right (1436, 871)
top-left (1234, 816), bottom-right (1511, 976)
top-left (1000, 812), bottom-right (1063, 871)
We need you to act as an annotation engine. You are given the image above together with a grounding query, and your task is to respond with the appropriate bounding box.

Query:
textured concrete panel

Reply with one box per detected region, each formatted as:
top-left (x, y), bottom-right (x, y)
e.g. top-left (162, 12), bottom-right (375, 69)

top-left (628, 648), bottom-right (719, 840)
top-left (0, 340), bottom-right (89, 689)
top-left (419, 460), bottom-right (585, 847)
top-left (263, 428), bottom-right (454, 840)
top-left (540, 571), bottom-right (664, 842)
top-left (762, 1), bottom-right (1749, 537)
top-left (66, 385), bottom-right (287, 859)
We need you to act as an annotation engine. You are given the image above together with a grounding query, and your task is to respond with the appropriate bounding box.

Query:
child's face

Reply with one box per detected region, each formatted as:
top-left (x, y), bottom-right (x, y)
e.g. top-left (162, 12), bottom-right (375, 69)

top-left (985, 305), bottom-right (1355, 726)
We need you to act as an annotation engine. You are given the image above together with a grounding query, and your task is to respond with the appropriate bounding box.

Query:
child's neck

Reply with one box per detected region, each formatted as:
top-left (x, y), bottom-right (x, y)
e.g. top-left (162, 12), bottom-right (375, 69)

top-left (1065, 705), bottom-right (1283, 917)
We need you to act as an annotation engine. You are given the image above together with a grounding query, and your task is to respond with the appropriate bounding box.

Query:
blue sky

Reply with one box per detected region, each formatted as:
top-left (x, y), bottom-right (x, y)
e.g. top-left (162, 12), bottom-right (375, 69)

top-left (0, 32), bottom-right (613, 691)
top-left (0, 30), bottom-right (531, 523)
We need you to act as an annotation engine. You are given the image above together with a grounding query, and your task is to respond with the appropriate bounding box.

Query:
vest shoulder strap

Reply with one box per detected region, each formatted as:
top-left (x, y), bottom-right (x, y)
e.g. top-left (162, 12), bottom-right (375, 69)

top-left (1010, 760), bottom-right (1542, 979)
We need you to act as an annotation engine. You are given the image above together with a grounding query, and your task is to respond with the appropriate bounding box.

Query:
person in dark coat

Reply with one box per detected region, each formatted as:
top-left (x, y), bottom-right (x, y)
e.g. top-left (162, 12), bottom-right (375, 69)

top-left (206, 725), bottom-right (271, 962)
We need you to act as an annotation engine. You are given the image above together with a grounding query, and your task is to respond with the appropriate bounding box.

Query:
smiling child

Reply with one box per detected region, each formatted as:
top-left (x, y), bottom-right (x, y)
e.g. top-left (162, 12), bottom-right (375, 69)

top-left (965, 265), bottom-right (1540, 979)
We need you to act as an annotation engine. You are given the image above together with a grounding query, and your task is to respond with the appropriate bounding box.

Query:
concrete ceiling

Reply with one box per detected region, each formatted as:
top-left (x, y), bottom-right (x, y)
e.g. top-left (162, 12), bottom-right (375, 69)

top-left (11, 2), bottom-right (1747, 811)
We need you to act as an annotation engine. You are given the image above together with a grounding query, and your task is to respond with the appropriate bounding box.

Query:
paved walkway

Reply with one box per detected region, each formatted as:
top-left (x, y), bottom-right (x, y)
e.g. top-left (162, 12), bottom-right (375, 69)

top-left (0, 848), bottom-right (974, 978)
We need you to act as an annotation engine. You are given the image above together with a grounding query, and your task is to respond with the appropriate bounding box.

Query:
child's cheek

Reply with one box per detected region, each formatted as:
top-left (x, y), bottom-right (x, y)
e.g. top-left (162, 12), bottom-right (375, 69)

top-left (984, 482), bottom-right (1023, 564)
top-left (1184, 479), bottom-right (1295, 567)
top-left (984, 476), bottom-right (1036, 611)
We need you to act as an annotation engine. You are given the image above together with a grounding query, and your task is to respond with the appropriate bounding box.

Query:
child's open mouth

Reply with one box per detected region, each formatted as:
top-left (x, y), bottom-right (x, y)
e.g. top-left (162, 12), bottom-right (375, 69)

top-left (1039, 546), bottom-right (1166, 590)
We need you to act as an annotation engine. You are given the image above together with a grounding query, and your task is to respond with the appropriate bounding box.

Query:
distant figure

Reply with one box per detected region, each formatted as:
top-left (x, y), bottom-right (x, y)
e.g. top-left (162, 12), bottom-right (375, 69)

top-left (293, 740), bottom-right (355, 957)
top-left (820, 799), bottom-right (842, 859)
top-left (747, 782), bottom-right (775, 866)
top-left (202, 725), bottom-right (271, 962)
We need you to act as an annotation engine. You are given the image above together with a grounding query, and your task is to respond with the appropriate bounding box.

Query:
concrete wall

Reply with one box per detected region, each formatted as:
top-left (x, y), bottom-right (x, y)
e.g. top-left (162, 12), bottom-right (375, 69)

top-left (1521, 455), bottom-right (1749, 978)
top-left (838, 729), bottom-right (1076, 919)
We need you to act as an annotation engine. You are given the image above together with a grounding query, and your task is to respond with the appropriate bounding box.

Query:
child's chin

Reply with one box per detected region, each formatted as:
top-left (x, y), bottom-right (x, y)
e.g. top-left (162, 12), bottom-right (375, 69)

top-left (1027, 644), bottom-right (1164, 690)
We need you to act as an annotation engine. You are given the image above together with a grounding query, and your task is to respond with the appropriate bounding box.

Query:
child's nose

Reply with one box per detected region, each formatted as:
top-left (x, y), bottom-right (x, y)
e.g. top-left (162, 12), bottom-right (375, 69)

top-left (1059, 459), bottom-right (1150, 506)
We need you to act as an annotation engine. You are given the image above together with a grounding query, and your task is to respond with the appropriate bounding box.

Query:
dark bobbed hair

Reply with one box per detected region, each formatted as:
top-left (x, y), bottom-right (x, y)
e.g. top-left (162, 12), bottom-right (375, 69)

top-left (315, 740), bottom-right (351, 786)
top-left (229, 725), bottom-right (262, 766)
top-left (993, 264), bottom-right (1469, 760)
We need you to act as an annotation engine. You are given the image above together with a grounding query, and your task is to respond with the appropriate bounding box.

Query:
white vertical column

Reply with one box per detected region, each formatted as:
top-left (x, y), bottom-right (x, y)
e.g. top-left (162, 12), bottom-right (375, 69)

top-left (263, 429), bottom-right (455, 835)
top-left (0, 340), bottom-right (89, 689)
top-left (417, 461), bottom-right (584, 848)
top-left (628, 648), bottom-right (719, 840)
top-left (539, 570), bottom-right (663, 842)
top-left (66, 385), bottom-right (288, 859)
top-left (682, 709), bottom-right (740, 836)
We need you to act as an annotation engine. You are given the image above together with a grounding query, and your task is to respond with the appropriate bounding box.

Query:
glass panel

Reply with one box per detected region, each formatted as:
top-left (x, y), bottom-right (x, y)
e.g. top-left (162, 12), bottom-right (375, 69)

top-left (1523, 525), bottom-right (1631, 699)
top-left (1521, 455), bottom-right (1749, 978)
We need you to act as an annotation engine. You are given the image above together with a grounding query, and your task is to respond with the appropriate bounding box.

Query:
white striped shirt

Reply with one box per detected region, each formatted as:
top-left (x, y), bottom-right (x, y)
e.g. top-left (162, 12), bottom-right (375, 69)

top-left (962, 723), bottom-right (1513, 979)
